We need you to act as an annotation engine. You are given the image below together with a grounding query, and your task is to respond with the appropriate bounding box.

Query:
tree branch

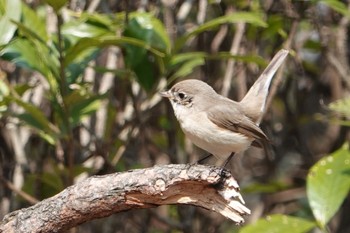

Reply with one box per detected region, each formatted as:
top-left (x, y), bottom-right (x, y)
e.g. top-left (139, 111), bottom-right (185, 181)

top-left (0, 164), bottom-right (250, 233)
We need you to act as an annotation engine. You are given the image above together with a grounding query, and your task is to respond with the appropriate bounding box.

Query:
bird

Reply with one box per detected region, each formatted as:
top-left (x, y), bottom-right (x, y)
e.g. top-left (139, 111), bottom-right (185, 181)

top-left (160, 49), bottom-right (289, 167)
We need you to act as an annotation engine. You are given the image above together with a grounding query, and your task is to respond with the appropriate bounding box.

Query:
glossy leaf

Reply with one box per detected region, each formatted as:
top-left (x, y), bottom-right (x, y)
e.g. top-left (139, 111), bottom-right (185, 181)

top-left (62, 17), bottom-right (112, 40)
top-left (11, 19), bottom-right (59, 75)
top-left (0, 38), bottom-right (59, 90)
top-left (0, 0), bottom-right (21, 45)
top-left (0, 38), bottom-right (48, 74)
top-left (21, 3), bottom-right (48, 42)
top-left (307, 144), bottom-right (350, 229)
top-left (0, 18), bottom-right (60, 89)
top-left (175, 12), bottom-right (267, 51)
top-left (125, 12), bottom-right (171, 52)
top-left (122, 13), bottom-right (170, 90)
top-left (239, 214), bottom-right (316, 233)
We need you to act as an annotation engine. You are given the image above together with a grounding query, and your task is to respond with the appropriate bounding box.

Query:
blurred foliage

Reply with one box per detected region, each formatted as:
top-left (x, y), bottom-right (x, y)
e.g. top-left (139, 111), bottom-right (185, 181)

top-left (0, 0), bottom-right (350, 232)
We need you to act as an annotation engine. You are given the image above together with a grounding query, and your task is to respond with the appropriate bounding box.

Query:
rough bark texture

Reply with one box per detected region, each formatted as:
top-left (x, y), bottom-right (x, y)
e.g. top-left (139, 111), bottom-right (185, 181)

top-left (0, 164), bottom-right (250, 233)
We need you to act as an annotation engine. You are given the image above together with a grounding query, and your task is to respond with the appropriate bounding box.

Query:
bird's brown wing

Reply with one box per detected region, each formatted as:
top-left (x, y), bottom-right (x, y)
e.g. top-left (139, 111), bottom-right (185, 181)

top-left (206, 104), bottom-right (270, 145)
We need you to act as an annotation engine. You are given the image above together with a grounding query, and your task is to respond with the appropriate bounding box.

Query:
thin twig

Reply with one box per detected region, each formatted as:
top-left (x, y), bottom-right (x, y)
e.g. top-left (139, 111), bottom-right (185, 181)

top-left (265, 20), bottom-right (297, 111)
top-left (221, 21), bottom-right (246, 97)
top-left (0, 176), bottom-right (39, 205)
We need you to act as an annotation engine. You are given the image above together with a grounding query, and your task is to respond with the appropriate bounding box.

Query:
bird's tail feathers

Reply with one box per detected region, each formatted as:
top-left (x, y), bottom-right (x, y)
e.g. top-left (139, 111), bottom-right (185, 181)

top-left (240, 49), bottom-right (289, 124)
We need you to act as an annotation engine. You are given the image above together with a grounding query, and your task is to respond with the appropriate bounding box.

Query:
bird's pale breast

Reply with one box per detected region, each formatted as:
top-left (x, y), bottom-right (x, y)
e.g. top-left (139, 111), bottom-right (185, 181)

top-left (179, 111), bottom-right (252, 160)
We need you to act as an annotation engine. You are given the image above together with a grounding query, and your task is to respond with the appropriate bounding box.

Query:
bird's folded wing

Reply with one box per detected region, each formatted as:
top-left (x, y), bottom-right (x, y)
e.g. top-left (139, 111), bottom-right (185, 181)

top-left (206, 105), bottom-right (269, 143)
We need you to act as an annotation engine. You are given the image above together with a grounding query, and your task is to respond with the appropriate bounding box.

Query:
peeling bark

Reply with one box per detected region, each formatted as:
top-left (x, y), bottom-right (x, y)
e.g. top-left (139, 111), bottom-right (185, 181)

top-left (0, 164), bottom-right (250, 233)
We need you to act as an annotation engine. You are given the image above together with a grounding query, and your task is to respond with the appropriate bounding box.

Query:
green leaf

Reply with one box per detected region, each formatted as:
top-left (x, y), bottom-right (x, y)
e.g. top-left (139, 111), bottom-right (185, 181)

top-left (62, 16), bottom-right (112, 40)
top-left (21, 3), bottom-right (48, 42)
top-left (42, 0), bottom-right (68, 12)
top-left (7, 96), bottom-right (60, 144)
top-left (66, 49), bottom-right (99, 84)
top-left (122, 13), bottom-right (171, 90)
top-left (175, 12), bottom-right (267, 51)
top-left (169, 52), bottom-right (207, 66)
top-left (0, 76), bottom-right (9, 99)
top-left (168, 52), bottom-right (266, 82)
top-left (0, 0), bottom-right (21, 45)
top-left (169, 57), bottom-right (205, 82)
top-left (329, 97), bottom-right (350, 117)
top-left (67, 92), bottom-right (107, 127)
top-left (307, 144), bottom-right (350, 229)
top-left (125, 12), bottom-right (171, 53)
top-left (14, 83), bottom-right (33, 96)
top-left (64, 36), bottom-right (165, 66)
top-left (243, 181), bottom-right (289, 194)
top-left (1, 39), bottom-right (46, 73)
top-left (239, 214), bottom-right (316, 233)
top-left (0, 37), bottom-right (60, 91)
top-left (318, 0), bottom-right (350, 18)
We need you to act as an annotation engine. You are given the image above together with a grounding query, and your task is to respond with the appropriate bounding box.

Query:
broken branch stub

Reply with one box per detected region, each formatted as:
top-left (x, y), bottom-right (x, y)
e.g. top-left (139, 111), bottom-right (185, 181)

top-left (0, 164), bottom-right (250, 233)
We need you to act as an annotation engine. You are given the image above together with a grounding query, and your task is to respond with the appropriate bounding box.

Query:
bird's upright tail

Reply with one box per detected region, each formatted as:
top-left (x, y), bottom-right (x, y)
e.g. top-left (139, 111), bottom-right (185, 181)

top-left (240, 49), bottom-right (289, 124)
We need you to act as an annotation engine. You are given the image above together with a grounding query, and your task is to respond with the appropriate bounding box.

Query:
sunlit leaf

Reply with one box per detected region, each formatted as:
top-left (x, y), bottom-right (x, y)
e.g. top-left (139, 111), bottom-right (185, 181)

top-left (169, 57), bottom-right (204, 82)
top-left (239, 214), bottom-right (316, 233)
top-left (21, 3), bottom-right (48, 42)
top-left (329, 97), bottom-right (350, 117)
top-left (0, 76), bottom-right (9, 99)
top-left (307, 144), bottom-right (350, 229)
top-left (0, 0), bottom-right (21, 45)
top-left (0, 38), bottom-right (59, 91)
top-left (168, 52), bottom-right (266, 82)
top-left (1, 39), bottom-right (48, 74)
top-left (175, 12), bottom-right (267, 51)
top-left (318, 0), bottom-right (350, 18)
top-left (125, 12), bottom-right (171, 53)
top-left (62, 17), bottom-right (111, 40)
top-left (169, 52), bottom-right (207, 66)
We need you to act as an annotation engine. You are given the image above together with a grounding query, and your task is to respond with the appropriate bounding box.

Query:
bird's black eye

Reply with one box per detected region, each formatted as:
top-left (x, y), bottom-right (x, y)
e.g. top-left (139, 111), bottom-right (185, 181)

top-left (178, 92), bottom-right (186, 99)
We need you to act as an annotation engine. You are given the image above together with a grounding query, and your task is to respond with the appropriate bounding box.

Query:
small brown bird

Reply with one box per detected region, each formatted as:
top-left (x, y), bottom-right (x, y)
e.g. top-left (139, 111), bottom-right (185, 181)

top-left (161, 50), bottom-right (289, 166)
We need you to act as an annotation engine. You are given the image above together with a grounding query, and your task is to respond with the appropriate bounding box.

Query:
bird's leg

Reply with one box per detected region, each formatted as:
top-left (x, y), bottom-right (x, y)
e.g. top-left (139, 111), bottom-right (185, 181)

top-left (196, 153), bottom-right (213, 164)
top-left (220, 152), bottom-right (235, 177)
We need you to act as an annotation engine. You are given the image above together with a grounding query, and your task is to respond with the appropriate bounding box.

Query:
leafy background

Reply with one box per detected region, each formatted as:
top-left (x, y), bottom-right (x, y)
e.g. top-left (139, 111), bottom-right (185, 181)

top-left (0, 0), bottom-right (350, 233)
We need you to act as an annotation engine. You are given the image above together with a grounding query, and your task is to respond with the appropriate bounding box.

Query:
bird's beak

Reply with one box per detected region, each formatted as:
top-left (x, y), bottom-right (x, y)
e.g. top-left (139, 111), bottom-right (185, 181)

top-left (159, 90), bottom-right (172, 99)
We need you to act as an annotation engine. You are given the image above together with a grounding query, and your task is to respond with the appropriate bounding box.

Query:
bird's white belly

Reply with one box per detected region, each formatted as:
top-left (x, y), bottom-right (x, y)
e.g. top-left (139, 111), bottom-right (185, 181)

top-left (179, 112), bottom-right (252, 159)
